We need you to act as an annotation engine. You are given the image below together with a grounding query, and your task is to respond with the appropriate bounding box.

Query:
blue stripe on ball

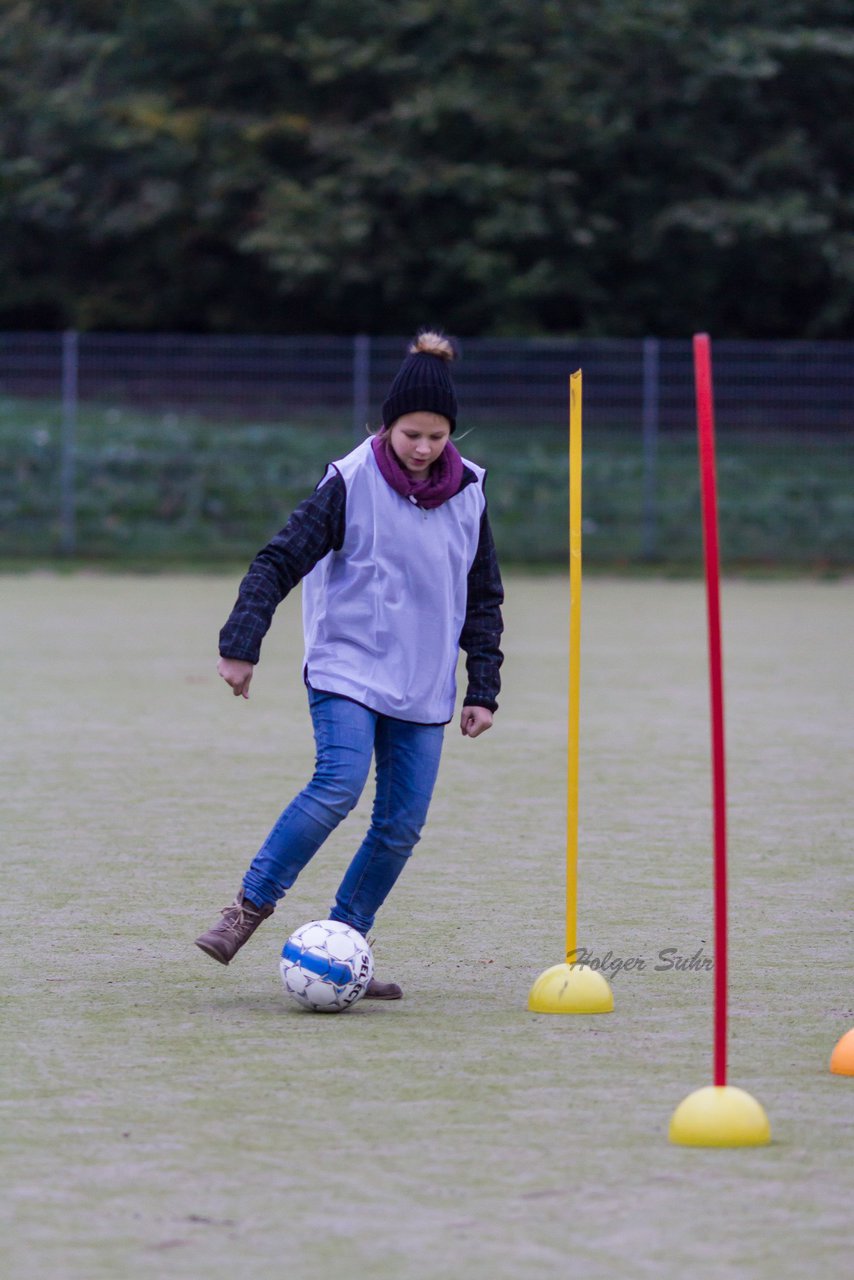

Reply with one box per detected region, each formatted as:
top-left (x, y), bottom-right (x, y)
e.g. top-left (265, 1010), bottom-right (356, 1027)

top-left (281, 939), bottom-right (352, 987)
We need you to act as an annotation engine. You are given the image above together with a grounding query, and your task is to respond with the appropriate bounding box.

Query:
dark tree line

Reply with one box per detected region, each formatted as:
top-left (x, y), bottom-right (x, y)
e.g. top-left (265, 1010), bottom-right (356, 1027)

top-left (1, 0), bottom-right (852, 337)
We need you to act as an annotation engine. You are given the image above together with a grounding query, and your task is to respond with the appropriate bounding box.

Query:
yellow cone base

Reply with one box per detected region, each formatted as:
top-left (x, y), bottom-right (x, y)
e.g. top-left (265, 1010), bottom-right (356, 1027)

top-left (669, 1085), bottom-right (771, 1147)
top-left (527, 963), bottom-right (614, 1014)
top-left (829, 1027), bottom-right (854, 1076)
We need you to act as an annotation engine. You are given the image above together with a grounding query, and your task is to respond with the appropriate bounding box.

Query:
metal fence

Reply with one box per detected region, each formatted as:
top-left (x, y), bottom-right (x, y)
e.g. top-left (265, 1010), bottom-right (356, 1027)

top-left (1, 331), bottom-right (852, 564)
top-left (3, 330), bottom-right (854, 427)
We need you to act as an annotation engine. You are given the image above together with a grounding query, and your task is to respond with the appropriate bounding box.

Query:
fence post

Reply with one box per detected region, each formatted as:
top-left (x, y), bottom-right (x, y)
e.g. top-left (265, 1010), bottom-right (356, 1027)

top-left (352, 334), bottom-right (370, 441)
top-left (59, 329), bottom-right (79, 556)
top-left (641, 336), bottom-right (660, 560)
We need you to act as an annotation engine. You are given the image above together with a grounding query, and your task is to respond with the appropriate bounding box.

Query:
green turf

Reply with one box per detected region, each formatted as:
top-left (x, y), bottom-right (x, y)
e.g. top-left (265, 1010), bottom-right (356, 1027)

top-left (2, 573), bottom-right (852, 1278)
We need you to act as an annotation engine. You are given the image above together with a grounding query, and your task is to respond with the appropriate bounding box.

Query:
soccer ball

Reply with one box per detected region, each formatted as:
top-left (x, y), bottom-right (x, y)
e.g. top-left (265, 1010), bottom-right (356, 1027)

top-left (279, 920), bottom-right (374, 1013)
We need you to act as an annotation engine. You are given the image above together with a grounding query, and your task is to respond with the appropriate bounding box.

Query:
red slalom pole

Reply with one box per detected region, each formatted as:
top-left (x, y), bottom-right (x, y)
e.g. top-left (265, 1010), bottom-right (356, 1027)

top-left (693, 333), bottom-right (728, 1088)
top-left (667, 340), bottom-right (769, 1146)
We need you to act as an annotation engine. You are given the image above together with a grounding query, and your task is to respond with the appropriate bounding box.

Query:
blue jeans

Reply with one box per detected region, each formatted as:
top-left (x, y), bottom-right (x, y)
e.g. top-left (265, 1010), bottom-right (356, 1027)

top-left (242, 689), bottom-right (445, 936)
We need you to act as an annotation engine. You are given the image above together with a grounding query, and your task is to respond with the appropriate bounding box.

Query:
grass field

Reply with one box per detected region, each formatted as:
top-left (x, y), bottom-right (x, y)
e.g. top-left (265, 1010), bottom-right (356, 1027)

top-left (3, 572), bottom-right (852, 1279)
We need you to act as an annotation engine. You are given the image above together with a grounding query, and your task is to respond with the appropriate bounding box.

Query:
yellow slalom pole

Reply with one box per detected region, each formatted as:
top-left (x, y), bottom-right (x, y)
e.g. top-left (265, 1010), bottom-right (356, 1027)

top-left (566, 370), bottom-right (582, 961)
top-left (527, 369), bottom-right (613, 1014)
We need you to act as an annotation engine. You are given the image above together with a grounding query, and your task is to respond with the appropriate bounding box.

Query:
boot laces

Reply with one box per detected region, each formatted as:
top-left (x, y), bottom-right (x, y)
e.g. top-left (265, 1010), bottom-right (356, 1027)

top-left (219, 898), bottom-right (254, 934)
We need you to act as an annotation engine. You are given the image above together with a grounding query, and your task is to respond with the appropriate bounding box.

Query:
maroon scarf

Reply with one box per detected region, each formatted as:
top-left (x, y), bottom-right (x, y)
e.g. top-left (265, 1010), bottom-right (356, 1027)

top-left (371, 433), bottom-right (464, 509)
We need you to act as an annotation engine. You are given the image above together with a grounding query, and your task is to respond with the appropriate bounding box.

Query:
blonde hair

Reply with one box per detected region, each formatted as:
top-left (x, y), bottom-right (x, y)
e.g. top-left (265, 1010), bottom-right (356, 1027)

top-left (409, 330), bottom-right (456, 362)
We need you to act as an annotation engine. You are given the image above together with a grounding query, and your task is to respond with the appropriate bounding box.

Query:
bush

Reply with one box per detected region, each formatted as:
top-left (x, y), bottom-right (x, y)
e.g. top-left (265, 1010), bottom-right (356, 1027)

top-left (1, 399), bottom-right (852, 568)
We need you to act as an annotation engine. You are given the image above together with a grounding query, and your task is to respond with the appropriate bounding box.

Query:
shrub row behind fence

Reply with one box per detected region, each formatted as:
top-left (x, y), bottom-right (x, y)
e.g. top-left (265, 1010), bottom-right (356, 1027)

top-left (1, 333), bottom-right (852, 567)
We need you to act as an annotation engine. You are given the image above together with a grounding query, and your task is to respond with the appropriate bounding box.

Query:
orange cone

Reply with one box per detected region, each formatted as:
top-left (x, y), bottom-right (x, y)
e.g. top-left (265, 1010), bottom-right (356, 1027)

top-left (829, 1028), bottom-right (854, 1076)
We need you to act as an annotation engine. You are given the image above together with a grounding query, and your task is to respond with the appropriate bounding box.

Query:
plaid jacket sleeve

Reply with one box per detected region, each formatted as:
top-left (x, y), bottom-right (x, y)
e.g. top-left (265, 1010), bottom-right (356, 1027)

top-left (218, 471), bottom-right (346, 664)
top-left (459, 506), bottom-right (504, 712)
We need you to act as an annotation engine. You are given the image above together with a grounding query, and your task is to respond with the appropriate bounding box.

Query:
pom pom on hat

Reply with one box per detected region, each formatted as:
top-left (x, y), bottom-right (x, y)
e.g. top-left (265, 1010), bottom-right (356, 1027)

top-left (409, 331), bottom-right (455, 361)
top-left (382, 330), bottom-right (458, 431)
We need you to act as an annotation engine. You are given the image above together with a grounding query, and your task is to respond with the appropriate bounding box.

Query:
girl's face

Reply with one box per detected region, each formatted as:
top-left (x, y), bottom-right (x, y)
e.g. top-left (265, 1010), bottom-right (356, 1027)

top-left (387, 412), bottom-right (452, 475)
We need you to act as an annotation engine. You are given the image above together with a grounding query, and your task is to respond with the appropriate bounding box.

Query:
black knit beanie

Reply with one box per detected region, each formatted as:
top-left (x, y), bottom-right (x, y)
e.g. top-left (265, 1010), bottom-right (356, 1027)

top-left (382, 331), bottom-right (458, 432)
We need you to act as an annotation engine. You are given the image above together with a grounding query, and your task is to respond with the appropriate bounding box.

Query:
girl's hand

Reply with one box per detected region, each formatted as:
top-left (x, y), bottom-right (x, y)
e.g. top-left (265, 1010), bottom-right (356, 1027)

top-left (460, 706), bottom-right (493, 738)
top-left (217, 656), bottom-right (255, 698)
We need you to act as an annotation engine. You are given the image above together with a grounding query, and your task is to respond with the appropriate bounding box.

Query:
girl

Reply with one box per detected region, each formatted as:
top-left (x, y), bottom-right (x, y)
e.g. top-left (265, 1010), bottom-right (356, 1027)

top-left (195, 331), bottom-right (504, 998)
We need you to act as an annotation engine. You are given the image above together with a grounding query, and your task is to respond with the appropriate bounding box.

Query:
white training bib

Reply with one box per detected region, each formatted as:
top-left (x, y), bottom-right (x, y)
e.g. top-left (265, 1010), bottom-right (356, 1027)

top-left (301, 439), bottom-right (485, 723)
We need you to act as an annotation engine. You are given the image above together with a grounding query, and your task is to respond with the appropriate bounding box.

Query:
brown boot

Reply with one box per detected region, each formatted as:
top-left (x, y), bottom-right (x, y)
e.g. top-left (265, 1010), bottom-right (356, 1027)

top-left (195, 890), bottom-right (274, 965)
top-left (364, 977), bottom-right (403, 1000)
